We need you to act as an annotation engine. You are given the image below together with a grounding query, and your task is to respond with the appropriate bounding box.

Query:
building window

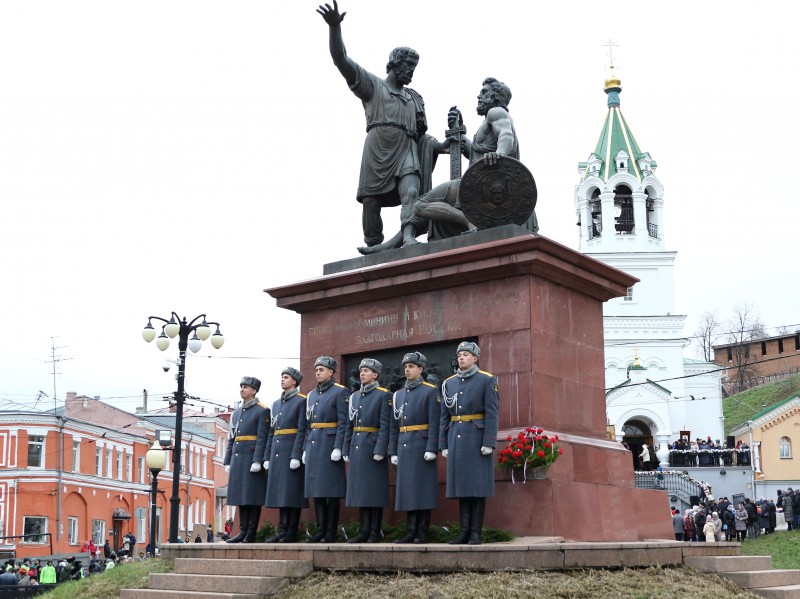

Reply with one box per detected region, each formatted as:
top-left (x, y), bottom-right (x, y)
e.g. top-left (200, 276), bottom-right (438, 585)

top-left (22, 517), bottom-right (47, 544)
top-left (72, 440), bottom-right (80, 473)
top-left (761, 341), bottom-right (767, 356)
top-left (624, 287), bottom-right (633, 302)
top-left (779, 338), bottom-right (785, 354)
top-left (106, 448), bottom-right (113, 478)
top-left (780, 437), bottom-right (792, 459)
top-left (92, 519), bottom-right (106, 546)
top-left (796, 334), bottom-right (800, 351)
top-left (726, 347), bottom-right (733, 362)
top-left (201, 500), bottom-right (207, 524)
top-left (126, 453), bottom-right (132, 482)
top-left (68, 516), bottom-right (79, 545)
top-left (96, 447), bottom-right (103, 476)
top-left (202, 452), bottom-right (207, 479)
top-left (116, 451), bottom-right (123, 480)
top-left (28, 435), bottom-right (45, 468)
top-left (179, 505), bottom-right (185, 532)
top-left (138, 457), bottom-right (145, 485)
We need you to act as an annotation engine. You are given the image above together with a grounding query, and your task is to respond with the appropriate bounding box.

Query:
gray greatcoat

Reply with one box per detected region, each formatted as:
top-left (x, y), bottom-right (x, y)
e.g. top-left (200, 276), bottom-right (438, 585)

top-left (439, 368), bottom-right (499, 499)
top-left (389, 379), bottom-right (440, 511)
top-left (263, 390), bottom-right (309, 509)
top-left (304, 379), bottom-right (349, 498)
top-left (224, 398), bottom-right (270, 506)
top-left (343, 384), bottom-right (391, 508)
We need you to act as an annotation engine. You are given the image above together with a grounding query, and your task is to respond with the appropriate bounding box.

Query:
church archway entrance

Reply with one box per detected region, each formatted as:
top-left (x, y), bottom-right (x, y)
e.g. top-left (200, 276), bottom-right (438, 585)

top-left (622, 419), bottom-right (654, 471)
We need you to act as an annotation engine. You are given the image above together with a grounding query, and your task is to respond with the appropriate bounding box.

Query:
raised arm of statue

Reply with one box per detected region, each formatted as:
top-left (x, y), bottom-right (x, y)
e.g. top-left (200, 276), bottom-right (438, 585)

top-left (317, 1), bottom-right (358, 86)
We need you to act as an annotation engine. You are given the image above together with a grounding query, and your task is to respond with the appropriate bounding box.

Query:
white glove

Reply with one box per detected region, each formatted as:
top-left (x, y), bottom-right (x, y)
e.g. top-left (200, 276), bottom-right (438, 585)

top-left (441, 449), bottom-right (448, 459)
top-left (289, 459), bottom-right (301, 470)
top-left (424, 451), bottom-right (436, 461)
top-left (331, 448), bottom-right (342, 461)
top-left (301, 451), bottom-right (306, 464)
top-left (480, 446), bottom-right (494, 456)
top-left (373, 454), bottom-right (384, 462)
top-left (224, 465), bottom-right (230, 473)
top-left (390, 455), bottom-right (399, 466)
top-left (250, 462), bottom-right (262, 473)
top-left (342, 455), bottom-right (349, 463)
top-left (263, 461), bottom-right (270, 470)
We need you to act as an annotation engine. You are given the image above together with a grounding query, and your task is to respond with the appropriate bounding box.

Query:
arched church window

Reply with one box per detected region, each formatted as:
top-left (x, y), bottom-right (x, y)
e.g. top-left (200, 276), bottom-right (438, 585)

top-left (780, 437), bottom-right (792, 459)
top-left (590, 189), bottom-right (601, 239)
top-left (622, 420), bottom-right (651, 436)
top-left (614, 184), bottom-right (634, 234)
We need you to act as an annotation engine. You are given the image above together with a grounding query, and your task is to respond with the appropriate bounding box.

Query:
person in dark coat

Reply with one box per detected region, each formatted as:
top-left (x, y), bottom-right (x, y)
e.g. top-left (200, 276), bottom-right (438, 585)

top-left (343, 358), bottom-right (391, 543)
top-left (224, 376), bottom-right (269, 543)
top-left (389, 351), bottom-right (440, 544)
top-left (743, 498), bottom-right (758, 539)
top-left (263, 366), bottom-right (309, 543)
top-left (439, 341), bottom-right (499, 545)
top-left (304, 356), bottom-right (349, 542)
top-left (722, 504), bottom-right (736, 541)
top-left (782, 490), bottom-right (794, 531)
top-left (767, 499), bottom-right (777, 533)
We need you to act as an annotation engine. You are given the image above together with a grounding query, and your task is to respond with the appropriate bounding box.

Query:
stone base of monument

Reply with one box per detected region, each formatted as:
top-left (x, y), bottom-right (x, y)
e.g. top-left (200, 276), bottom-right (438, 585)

top-left (266, 228), bottom-right (673, 542)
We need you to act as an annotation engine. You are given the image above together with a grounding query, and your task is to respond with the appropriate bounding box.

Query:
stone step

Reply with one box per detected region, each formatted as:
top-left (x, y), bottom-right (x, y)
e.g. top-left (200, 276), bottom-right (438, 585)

top-left (174, 557), bottom-right (313, 579)
top-left (149, 572), bottom-right (288, 595)
top-left (749, 585), bottom-right (800, 599)
top-left (720, 570), bottom-right (800, 589)
top-left (685, 555), bottom-right (773, 572)
top-left (121, 591), bottom-right (260, 599)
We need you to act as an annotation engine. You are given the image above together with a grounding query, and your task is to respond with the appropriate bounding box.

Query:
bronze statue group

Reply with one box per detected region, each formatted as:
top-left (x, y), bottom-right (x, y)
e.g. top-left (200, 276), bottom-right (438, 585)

top-left (223, 341), bottom-right (499, 545)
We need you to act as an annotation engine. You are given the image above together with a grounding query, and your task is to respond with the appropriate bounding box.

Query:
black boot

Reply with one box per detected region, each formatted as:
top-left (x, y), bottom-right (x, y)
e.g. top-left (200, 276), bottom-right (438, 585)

top-left (323, 499), bottom-right (340, 542)
top-left (449, 499), bottom-right (471, 545)
top-left (307, 500), bottom-right (327, 543)
top-left (243, 506), bottom-right (261, 543)
top-left (265, 508), bottom-right (289, 543)
top-left (395, 511), bottom-right (418, 544)
top-left (280, 508), bottom-right (301, 543)
top-left (348, 508), bottom-right (370, 543)
top-left (414, 510), bottom-right (431, 544)
top-left (367, 508), bottom-right (383, 543)
top-left (468, 499), bottom-right (485, 545)
top-left (226, 506), bottom-right (249, 543)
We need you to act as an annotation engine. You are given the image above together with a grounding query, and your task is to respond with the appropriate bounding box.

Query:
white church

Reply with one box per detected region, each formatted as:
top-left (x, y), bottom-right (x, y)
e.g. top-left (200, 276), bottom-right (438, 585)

top-left (573, 71), bottom-right (724, 468)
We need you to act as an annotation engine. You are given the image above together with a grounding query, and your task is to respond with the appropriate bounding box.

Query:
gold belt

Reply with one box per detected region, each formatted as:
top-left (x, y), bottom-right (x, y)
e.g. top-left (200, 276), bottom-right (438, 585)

top-left (451, 414), bottom-right (485, 422)
top-left (399, 424), bottom-right (428, 433)
top-left (310, 422), bottom-right (337, 429)
top-left (274, 429), bottom-right (299, 435)
top-left (234, 435), bottom-right (257, 442)
top-left (353, 426), bottom-right (378, 433)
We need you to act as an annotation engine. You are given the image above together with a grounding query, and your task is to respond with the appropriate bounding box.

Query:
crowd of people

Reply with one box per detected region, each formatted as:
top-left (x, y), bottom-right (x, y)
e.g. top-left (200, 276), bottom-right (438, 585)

top-left (668, 437), bottom-right (751, 467)
top-left (0, 550), bottom-right (150, 587)
top-left (224, 342), bottom-right (499, 546)
top-left (670, 491), bottom-right (800, 542)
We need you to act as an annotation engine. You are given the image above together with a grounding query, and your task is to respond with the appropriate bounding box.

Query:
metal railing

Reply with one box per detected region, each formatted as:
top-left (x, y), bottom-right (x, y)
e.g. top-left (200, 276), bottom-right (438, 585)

top-left (0, 532), bottom-right (54, 555)
top-left (667, 450), bottom-right (750, 468)
top-left (647, 223), bottom-right (658, 238)
top-left (634, 470), bottom-right (704, 499)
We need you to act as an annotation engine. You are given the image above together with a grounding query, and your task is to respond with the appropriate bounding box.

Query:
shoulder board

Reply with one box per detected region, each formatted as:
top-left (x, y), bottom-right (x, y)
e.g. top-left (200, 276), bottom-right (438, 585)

top-left (377, 386), bottom-right (389, 392)
top-left (478, 370), bottom-right (494, 377)
top-left (422, 382), bottom-right (436, 388)
top-left (445, 374), bottom-right (458, 381)
top-left (257, 402), bottom-right (268, 409)
top-left (298, 393), bottom-right (307, 399)
top-left (334, 383), bottom-right (346, 389)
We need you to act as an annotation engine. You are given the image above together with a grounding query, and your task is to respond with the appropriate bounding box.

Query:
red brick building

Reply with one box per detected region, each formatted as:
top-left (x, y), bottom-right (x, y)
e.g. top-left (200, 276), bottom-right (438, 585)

top-left (714, 331), bottom-right (800, 394)
top-left (0, 393), bottom-right (228, 558)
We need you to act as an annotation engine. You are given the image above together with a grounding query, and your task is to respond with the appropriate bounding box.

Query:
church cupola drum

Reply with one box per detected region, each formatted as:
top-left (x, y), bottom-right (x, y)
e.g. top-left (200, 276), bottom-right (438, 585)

top-left (574, 72), bottom-right (664, 254)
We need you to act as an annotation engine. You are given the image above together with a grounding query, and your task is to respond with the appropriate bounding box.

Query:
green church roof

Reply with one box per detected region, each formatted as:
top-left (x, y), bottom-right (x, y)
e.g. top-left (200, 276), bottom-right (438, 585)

top-left (579, 78), bottom-right (653, 184)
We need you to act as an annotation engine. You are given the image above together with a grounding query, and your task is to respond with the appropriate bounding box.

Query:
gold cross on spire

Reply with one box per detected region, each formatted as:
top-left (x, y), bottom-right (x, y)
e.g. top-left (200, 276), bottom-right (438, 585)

top-left (602, 39), bottom-right (619, 77)
top-left (633, 347), bottom-right (640, 367)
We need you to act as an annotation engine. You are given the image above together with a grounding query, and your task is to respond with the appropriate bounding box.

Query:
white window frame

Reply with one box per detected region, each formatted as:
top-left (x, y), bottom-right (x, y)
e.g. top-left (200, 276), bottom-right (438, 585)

top-left (96, 446), bottom-right (103, 476)
top-left (202, 451), bottom-right (207, 479)
top-left (27, 435), bottom-right (45, 468)
top-left (22, 516), bottom-right (48, 544)
top-left (126, 452), bottom-right (132, 482)
top-left (92, 519), bottom-right (106, 546)
top-left (138, 457), bottom-right (145, 484)
top-left (68, 516), bottom-right (79, 545)
top-left (780, 436), bottom-right (792, 459)
top-left (106, 447), bottom-right (113, 478)
top-left (72, 439), bottom-right (80, 473)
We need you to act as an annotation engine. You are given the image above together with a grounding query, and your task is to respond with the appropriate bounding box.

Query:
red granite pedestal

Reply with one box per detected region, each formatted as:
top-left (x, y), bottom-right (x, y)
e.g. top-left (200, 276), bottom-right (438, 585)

top-left (265, 232), bottom-right (673, 542)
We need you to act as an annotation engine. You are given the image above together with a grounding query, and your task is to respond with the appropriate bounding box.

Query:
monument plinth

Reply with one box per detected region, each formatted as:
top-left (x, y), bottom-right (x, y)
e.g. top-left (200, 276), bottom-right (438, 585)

top-left (266, 230), bottom-right (673, 541)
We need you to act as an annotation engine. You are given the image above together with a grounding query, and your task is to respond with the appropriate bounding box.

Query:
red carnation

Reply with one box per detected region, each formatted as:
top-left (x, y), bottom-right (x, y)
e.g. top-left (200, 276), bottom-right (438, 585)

top-left (544, 442), bottom-right (551, 449)
top-left (506, 435), bottom-right (512, 442)
top-left (558, 448), bottom-right (563, 454)
top-left (537, 428), bottom-right (544, 434)
top-left (537, 450), bottom-right (545, 458)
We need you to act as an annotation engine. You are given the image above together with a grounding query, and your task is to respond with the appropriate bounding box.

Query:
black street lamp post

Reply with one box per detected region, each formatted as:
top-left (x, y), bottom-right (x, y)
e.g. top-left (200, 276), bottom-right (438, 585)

top-left (145, 433), bottom-right (168, 555)
top-left (142, 312), bottom-right (224, 543)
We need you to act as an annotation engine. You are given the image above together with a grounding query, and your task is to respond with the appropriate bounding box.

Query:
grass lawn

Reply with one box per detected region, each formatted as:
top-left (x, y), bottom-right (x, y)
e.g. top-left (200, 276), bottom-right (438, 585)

top-left (43, 558), bottom-right (174, 599)
top-left (723, 373), bottom-right (800, 434)
top-left (740, 529), bottom-right (800, 569)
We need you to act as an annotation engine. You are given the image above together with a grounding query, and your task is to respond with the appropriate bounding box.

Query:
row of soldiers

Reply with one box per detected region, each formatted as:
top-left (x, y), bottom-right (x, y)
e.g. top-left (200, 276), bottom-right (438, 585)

top-left (224, 341), bottom-right (499, 545)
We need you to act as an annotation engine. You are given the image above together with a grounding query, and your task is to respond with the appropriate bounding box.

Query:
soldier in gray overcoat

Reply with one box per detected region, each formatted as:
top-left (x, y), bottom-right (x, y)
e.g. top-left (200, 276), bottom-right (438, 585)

top-left (343, 358), bottom-right (391, 543)
top-left (303, 356), bottom-right (349, 542)
top-left (262, 367), bottom-right (308, 543)
top-left (389, 351), bottom-right (440, 544)
top-left (439, 341), bottom-right (499, 545)
top-left (224, 376), bottom-right (270, 543)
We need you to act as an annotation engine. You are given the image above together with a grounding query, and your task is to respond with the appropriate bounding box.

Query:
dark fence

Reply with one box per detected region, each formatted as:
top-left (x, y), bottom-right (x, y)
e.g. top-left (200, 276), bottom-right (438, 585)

top-left (667, 449), bottom-right (750, 468)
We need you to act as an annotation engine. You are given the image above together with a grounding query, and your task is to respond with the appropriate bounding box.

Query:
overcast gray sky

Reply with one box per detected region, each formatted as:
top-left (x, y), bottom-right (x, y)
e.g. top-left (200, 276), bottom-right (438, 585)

top-left (2, 0), bottom-right (797, 414)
